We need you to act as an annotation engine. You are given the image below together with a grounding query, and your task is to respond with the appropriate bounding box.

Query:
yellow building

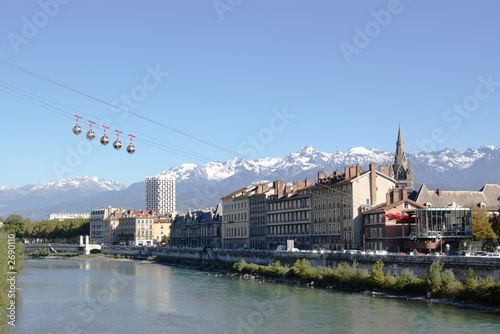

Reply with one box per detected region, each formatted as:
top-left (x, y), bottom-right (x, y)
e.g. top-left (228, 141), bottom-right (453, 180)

top-left (153, 216), bottom-right (172, 244)
top-left (222, 187), bottom-right (251, 249)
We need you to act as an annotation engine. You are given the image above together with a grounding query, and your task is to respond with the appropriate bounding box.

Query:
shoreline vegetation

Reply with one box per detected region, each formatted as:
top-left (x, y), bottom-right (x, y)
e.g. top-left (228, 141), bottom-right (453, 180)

top-left (26, 251), bottom-right (500, 313)
top-left (0, 233), bottom-right (23, 334)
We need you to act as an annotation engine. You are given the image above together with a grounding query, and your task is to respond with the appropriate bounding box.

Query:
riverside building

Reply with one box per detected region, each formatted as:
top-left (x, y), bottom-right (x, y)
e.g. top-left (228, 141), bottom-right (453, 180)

top-left (307, 163), bottom-right (396, 250)
top-left (89, 207), bottom-right (124, 244)
top-left (169, 206), bottom-right (222, 248)
top-left (265, 180), bottom-right (312, 250)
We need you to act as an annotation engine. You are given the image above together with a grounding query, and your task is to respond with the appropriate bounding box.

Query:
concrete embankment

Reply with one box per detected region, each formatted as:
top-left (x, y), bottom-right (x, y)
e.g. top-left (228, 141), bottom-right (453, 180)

top-left (100, 246), bottom-right (500, 281)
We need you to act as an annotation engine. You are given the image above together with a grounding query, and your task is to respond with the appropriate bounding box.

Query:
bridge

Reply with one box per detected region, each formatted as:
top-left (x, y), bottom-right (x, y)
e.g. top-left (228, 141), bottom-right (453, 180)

top-left (24, 235), bottom-right (101, 255)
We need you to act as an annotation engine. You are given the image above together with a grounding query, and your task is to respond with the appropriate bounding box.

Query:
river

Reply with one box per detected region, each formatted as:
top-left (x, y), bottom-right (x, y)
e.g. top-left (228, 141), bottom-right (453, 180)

top-left (12, 258), bottom-right (500, 334)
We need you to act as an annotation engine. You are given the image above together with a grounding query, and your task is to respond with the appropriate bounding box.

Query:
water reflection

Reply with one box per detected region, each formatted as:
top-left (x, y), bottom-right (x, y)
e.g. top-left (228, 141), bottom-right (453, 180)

top-left (14, 259), bottom-right (500, 334)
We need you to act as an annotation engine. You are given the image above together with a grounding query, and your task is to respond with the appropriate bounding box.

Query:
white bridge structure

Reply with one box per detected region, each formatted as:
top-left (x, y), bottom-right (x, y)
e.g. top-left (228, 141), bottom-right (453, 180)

top-left (24, 235), bottom-right (101, 255)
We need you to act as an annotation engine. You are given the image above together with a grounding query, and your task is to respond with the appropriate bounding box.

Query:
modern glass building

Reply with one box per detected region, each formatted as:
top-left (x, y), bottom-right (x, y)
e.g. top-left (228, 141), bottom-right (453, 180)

top-left (413, 208), bottom-right (472, 239)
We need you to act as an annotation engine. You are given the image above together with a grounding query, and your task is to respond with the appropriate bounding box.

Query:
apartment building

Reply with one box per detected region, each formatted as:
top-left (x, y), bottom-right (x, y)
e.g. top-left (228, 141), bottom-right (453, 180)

top-left (89, 207), bottom-right (123, 244)
top-left (117, 210), bottom-right (154, 246)
top-left (266, 180), bottom-right (312, 250)
top-left (152, 214), bottom-right (173, 244)
top-left (169, 207), bottom-right (222, 248)
top-left (222, 186), bottom-right (254, 249)
top-left (308, 163), bottom-right (395, 250)
top-left (145, 174), bottom-right (176, 214)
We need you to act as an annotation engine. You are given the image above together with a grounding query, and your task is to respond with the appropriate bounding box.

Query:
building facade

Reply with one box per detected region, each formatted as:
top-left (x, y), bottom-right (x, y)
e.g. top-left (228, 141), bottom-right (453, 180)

top-left (222, 188), bottom-right (251, 249)
top-left (169, 207), bottom-right (222, 248)
top-left (89, 207), bottom-right (123, 244)
top-left (266, 182), bottom-right (312, 250)
top-left (362, 188), bottom-right (425, 252)
top-left (153, 214), bottom-right (173, 245)
top-left (146, 174), bottom-right (176, 214)
top-left (103, 210), bottom-right (124, 245)
top-left (415, 184), bottom-right (500, 214)
top-left (49, 212), bottom-right (91, 221)
top-left (117, 210), bottom-right (154, 246)
top-left (307, 163), bottom-right (396, 250)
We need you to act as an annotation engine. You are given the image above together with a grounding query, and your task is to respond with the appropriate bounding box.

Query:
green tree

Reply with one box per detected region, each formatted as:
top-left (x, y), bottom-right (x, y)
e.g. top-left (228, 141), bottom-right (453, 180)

top-left (369, 260), bottom-right (386, 287)
top-left (490, 209), bottom-right (500, 238)
top-left (2, 214), bottom-right (25, 237)
top-left (471, 207), bottom-right (497, 241)
top-left (425, 260), bottom-right (443, 296)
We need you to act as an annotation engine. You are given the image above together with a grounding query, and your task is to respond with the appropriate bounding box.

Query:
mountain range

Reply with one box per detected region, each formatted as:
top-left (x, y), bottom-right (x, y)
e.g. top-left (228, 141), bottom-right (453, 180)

top-left (2, 146), bottom-right (499, 221)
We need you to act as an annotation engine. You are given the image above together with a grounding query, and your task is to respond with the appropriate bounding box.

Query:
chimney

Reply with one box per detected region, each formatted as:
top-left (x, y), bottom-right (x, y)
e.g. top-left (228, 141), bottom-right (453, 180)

top-left (348, 166), bottom-right (357, 178)
top-left (401, 188), bottom-right (408, 200)
top-left (379, 164), bottom-right (390, 176)
top-left (436, 189), bottom-right (443, 196)
top-left (274, 180), bottom-right (284, 198)
top-left (355, 165), bottom-right (361, 177)
top-left (318, 171), bottom-right (326, 181)
top-left (344, 166), bottom-right (350, 179)
top-left (369, 163), bottom-right (377, 204)
top-left (305, 178), bottom-right (312, 187)
top-left (386, 190), bottom-right (391, 204)
top-left (296, 180), bottom-right (305, 189)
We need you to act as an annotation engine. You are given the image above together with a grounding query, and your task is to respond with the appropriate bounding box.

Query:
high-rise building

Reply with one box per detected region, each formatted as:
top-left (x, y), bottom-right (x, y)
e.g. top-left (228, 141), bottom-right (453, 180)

top-left (145, 174), bottom-right (176, 214)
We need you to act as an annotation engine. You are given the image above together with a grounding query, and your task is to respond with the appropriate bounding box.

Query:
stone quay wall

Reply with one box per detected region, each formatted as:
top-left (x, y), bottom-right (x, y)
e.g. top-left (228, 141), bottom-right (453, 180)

top-left (138, 247), bottom-right (500, 281)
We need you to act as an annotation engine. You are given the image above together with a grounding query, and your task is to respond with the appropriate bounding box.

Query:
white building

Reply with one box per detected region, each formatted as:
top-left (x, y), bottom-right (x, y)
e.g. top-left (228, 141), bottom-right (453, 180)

top-left (90, 207), bottom-right (123, 244)
top-left (49, 212), bottom-right (91, 221)
top-left (145, 174), bottom-right (176, 214)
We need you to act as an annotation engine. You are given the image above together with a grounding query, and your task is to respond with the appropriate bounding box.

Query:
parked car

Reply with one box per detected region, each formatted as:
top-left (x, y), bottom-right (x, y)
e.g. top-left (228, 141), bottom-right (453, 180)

top-left (481, 252), bottom-right (500, 257)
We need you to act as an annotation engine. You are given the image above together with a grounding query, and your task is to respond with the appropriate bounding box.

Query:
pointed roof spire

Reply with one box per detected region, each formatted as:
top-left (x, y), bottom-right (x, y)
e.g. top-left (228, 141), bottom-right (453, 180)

top-left (391, 125), bottom-right (414, 189)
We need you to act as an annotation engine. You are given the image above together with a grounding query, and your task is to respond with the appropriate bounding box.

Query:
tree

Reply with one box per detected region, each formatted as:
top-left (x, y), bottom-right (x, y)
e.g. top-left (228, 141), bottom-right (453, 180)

top-left (2, 214), bottom-right (25, 236)
top-left (490, 209), bottom-right (500, 238)
top-left (471, 207), bottom-right (497, 241)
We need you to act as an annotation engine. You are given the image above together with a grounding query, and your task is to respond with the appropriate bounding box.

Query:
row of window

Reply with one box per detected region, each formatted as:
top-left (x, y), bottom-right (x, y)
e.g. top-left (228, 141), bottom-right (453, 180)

top-left (268, 211), bottom-right (310, 223)
top-left (268, 224), bottom-right (310, 235)
top-left (224, 201), bottom-right (248, 211)
top-left (313, 208), bottom-right (351, 221)
top-left (268, 198), bottom-right (310, 211)
top-left (313, 184), bottom-right (351, 195)
top-left (365, 227), bottom-right (383, 238)
top-left (223, 212), bottom-right (248, 222)
top-left (313, 196), bottom-right (351, 208)
top-left (226, 226), bottom-right (248, 238)
top-left (313, 222), bottom-right (342, 235)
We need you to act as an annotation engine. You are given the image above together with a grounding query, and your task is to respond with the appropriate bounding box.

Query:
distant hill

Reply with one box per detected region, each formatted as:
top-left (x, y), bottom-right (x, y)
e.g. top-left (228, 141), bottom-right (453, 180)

top-left (1, 146), bottom-right (499, 221)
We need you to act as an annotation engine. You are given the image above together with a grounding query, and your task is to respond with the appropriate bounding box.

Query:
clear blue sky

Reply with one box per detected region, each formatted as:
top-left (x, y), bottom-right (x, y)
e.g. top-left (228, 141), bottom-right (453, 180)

top-left (1, 0), bottom-right (499, 188)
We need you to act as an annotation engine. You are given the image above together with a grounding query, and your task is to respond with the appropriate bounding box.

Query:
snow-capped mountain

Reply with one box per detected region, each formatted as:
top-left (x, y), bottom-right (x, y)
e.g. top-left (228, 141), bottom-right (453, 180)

top-left (0, 176), bottom-right (126, 201)
top-left (1, 146), bottom-right (499, 221)
top-left (162, 145), bottom-right (500, 187)
top-left (0, 177), bottom-right (127, 220)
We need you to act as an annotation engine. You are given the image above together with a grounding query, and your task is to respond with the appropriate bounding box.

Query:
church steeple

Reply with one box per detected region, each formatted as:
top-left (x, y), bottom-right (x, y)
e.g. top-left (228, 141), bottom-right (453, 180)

top-left (390, 126), bottom-right (414, 189)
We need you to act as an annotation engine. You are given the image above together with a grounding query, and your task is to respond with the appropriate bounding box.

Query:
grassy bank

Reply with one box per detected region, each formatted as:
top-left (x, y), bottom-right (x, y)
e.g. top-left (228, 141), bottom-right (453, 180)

top-left (232, 258), bottom-right (500, 309)
top-left (0, 233), bottom-right (24, 334)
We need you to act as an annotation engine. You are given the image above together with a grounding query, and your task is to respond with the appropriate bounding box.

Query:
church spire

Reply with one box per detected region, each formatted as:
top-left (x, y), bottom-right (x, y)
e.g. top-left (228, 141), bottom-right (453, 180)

top-left (390, 126), bottom-right (414, 189)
